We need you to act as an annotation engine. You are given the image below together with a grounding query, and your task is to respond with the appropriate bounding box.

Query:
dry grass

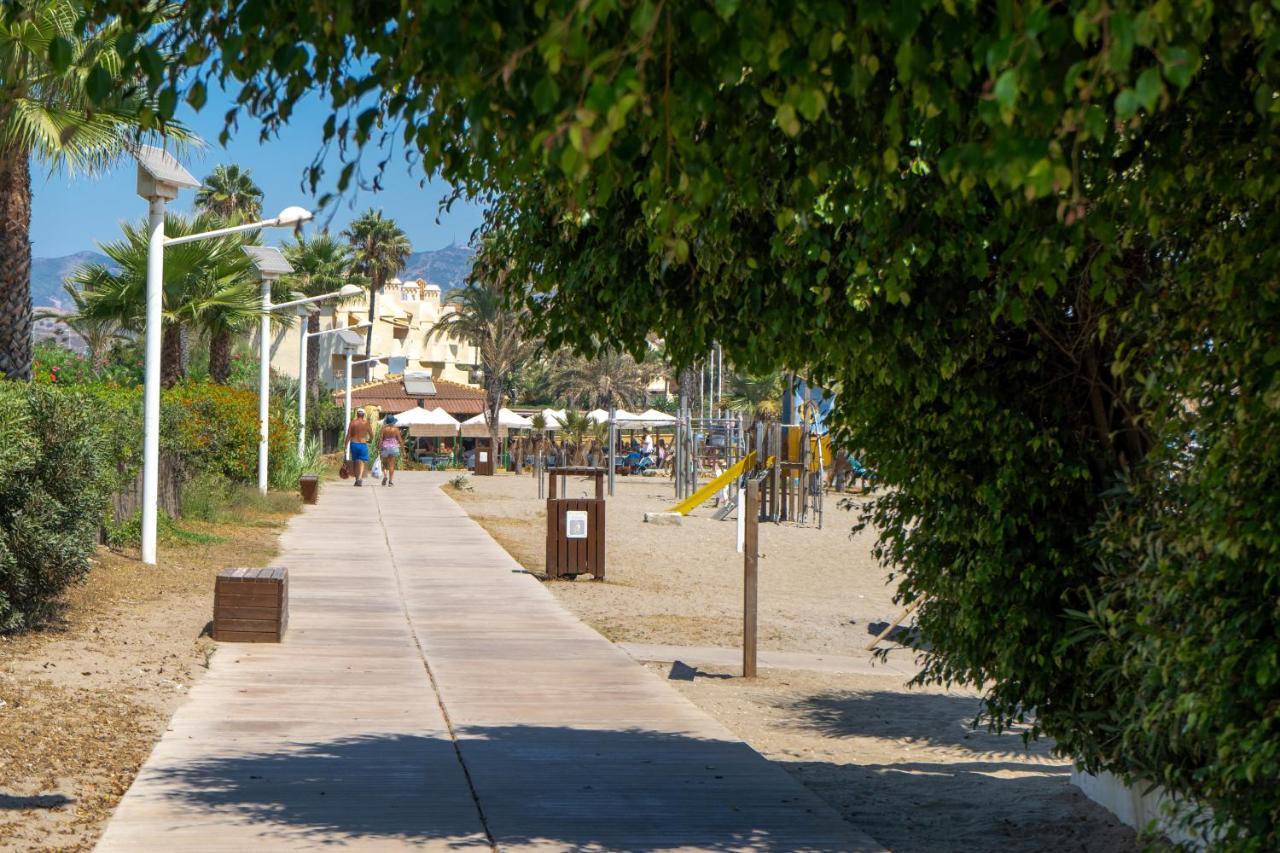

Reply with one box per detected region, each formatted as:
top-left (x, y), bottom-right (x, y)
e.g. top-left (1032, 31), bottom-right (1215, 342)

top-left (0, 499), bottom-right (298, 852)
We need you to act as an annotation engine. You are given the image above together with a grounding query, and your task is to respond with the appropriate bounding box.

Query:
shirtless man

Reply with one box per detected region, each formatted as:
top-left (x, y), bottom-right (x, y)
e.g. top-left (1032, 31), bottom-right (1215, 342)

top-left (345, 408), bottom-right (373, 486)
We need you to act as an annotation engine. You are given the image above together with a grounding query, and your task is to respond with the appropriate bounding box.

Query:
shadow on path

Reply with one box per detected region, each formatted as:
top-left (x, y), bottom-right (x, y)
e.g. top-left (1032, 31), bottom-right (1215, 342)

top-left (151, 725), bottom-right (867, 851)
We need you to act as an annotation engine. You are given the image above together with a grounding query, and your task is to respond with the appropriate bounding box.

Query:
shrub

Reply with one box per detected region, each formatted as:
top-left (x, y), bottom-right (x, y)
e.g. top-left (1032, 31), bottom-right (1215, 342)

top-left (162, 381), bottom-right (293, 485)
top-left (0, 384), bottom-right (114, 631)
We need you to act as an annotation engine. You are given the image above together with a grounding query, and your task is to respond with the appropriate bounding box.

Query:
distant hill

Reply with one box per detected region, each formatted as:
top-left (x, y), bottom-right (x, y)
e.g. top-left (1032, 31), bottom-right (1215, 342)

top-left (31, 242), bottom-right (475, 308)
top-left (31, 251), bottom-right (110, 308)
top-left (398, 243), bottom-right (475, 293)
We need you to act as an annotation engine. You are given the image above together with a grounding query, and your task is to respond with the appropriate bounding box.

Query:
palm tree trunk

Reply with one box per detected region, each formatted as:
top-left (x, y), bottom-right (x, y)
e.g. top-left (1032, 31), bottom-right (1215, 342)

top-left (486, 373), bottom-right (503, 471)
top-left (0, 144), bottom-right (33, 380)
top-left (209, 327), bottom-right (233, 383)
top-left (365, 277), bottom-right (379, 358)
top-left (306, 312), bottom-right (321, 399)
top-left (161, 323), bottom-right (185, 387)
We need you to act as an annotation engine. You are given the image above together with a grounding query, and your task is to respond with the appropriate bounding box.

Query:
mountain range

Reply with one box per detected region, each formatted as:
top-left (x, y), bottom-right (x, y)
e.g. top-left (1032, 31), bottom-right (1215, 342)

top-left (29, 244), bottom-right (476, 308)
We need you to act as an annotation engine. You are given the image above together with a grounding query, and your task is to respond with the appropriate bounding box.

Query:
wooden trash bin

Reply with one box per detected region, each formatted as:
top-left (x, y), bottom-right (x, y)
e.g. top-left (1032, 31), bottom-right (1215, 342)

top-left (213, 567), bottom-right (288, 642)
top-left (545, 467), bottom-right (606, 580)
top-left (474, 438), bottom-right (495, 476)
top-left (299, 474), bottom-right (319, 504)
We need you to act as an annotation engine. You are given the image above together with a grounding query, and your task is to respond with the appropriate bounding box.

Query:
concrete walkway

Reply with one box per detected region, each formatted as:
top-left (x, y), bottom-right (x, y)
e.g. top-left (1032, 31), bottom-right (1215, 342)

top-left (97, 472), bottom-right (882, 852)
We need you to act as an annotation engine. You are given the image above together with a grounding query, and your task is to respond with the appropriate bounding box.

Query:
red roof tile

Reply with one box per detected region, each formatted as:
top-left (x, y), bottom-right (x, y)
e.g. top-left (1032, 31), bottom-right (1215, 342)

top-left (333, 377), bottom-right (485, 417)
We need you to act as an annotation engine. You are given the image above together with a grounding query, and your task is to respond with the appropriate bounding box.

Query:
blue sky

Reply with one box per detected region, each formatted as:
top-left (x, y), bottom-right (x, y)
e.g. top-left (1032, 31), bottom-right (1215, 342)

top-left (30, 87), bottom-right (486, 258)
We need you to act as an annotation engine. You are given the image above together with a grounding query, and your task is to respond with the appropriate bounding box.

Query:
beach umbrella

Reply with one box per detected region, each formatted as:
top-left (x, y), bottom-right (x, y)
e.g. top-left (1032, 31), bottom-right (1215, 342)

top-left (639, 408), bottom-right (678, 426)
top-left (539, 408), bottom-right (568, 430)
top-left (397, 406), bottom-right (461, 437)
top-left (460, 408), bottom-right (534, 437)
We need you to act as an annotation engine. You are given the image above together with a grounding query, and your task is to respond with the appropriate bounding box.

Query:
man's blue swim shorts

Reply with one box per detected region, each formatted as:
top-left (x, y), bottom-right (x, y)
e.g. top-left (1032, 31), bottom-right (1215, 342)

top-left (349, 442), bottom-right (370, 462)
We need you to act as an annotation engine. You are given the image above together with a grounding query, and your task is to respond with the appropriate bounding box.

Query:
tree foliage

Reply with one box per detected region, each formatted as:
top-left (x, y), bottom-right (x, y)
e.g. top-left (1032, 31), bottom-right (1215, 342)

top-left (553, 348), bottom-right (649, 410)
top-left (93, 1), bottom-right (1280, 844)
top-left (71, 211), bottom-right (263, 386)
top-left (341, 209), bottom-right (410, 358)
top-left (430, 268), bottom-right (540, 451)
top-left (194, 163), bottom-right (263, 219)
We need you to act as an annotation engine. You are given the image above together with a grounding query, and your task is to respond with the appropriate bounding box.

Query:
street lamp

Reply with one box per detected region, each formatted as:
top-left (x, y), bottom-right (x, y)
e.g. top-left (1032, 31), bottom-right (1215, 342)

top-left (343, 352), bottom-right (384, 439)
top-left (134, 145), bottom-right (314, 566)
top-left (298, 319), bottom-right (371, 459)
top-left (242, 244), bottom-right (362, 493)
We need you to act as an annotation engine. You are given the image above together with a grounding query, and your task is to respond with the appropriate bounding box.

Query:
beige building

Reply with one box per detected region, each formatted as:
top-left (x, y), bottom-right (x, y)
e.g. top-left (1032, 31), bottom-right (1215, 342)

top-left (261, 277), bottom-right (479, 390)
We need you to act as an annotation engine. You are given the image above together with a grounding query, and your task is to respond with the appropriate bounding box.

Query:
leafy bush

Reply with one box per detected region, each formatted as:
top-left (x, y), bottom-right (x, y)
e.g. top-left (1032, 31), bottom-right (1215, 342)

top-left (446, 474), bottom-right (472, 492)
top-left (0, 384), bottom-right (114, 631)
top-left (162, 381), bottom-right (293, 484)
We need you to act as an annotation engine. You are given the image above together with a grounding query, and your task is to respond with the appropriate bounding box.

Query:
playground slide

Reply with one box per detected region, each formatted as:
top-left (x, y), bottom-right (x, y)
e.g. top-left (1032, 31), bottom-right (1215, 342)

top-left (667, 452), bottom-right (757, 516)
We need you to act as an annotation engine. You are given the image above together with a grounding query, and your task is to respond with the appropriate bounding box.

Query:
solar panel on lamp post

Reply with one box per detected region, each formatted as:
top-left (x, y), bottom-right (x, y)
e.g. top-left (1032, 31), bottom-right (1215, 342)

top-left (134, 146), bottom-right (315, 565)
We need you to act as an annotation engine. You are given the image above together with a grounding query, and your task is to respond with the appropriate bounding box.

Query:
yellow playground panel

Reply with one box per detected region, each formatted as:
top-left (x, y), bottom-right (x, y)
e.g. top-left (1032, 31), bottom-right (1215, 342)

top-left (786, 428), bottom-right (832, 473)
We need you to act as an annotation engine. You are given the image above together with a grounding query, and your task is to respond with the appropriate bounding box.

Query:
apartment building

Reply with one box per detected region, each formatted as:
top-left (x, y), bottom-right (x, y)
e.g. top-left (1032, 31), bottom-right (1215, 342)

top-left (262, 277), bottom-right (479, 390)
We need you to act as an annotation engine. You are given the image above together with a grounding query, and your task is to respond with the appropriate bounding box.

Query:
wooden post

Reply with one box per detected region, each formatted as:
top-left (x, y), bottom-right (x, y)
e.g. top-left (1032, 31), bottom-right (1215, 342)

top-left (743, 477), bottom-right (759, 678)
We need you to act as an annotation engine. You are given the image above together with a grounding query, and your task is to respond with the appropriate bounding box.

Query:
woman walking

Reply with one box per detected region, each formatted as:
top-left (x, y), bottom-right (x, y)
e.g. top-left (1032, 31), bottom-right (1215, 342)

top-left (378, 415), bottom-right (404, 486)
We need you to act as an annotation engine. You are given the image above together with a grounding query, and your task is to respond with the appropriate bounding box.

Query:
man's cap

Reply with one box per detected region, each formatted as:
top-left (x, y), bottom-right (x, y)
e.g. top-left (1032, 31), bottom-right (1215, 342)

top-left (356, 408), bottom-right (366, 416)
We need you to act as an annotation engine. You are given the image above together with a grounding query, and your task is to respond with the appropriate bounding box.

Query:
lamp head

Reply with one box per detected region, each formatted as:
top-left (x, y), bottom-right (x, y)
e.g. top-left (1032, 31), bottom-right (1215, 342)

top-left (274, 206), bottom-right (314, 227)
top-left (338, 284), bottom-right (363, 298)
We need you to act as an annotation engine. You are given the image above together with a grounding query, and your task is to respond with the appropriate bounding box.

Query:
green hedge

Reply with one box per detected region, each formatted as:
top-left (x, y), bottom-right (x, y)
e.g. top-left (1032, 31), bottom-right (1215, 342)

top-left (0, 380), bottom-right (295, 631)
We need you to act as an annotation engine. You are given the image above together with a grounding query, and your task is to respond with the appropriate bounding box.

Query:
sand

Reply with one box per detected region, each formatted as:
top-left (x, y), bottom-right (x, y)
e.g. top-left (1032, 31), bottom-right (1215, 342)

top-left (454, 473), bottom-right (901, 654)
top-left (0, 510), bottom-right (293, 852)
top-left (453, 471), bottom-right (1139, 852)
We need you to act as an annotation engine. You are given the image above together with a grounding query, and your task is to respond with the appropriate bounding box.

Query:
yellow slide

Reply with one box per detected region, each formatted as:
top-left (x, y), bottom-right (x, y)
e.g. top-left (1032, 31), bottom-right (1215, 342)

top-left (667, 452), bottom-right (757, 516)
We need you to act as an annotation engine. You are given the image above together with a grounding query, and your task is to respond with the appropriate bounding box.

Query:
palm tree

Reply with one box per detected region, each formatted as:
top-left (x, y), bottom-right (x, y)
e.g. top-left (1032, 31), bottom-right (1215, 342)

top-left (724, 371), bottom-right (785, 425)
top-left (0, 1), bottom-right (192, 380)
top-left (71, 212), bottom-right (259, 386)
top-left (342, 209), bottom-right (411, 357)
top-left (554, 348), bottom-right (649, 410)
top-left (430, 270), bottom-right (540, 454)
top-left (558, 409), bottom-right (595, 466)
top-left (195, 164), bottom-right (263, 220)
top-left (283, 232), bottom-right (358, 397)
top-left (35, 281), bottom-right (124, 374)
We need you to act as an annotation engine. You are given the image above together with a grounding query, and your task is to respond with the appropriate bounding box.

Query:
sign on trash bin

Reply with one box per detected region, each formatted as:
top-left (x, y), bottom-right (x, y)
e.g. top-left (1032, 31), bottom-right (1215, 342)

top-left (566, 510), bottom-right (588, 539)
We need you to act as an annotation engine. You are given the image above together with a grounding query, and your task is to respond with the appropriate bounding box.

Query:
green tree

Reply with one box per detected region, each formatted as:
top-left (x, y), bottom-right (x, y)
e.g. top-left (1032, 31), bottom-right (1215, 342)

top-left (282, 232), bottom-right (358, 398)
top-left (194, 163), bottom-right (263, 220)
top-left (35, 281), bottom-right (124, 375)
top-left (553, 348), bottom-right (648, 411)
top-left (0, 0), bottom-right (189, 380)
top-left (723, 372), bottom-right (783, 426)
top-left (95, 2), bottom-right (1280, 844)
top-left (71, 212), bottom-right (260, 386)
top-left (429, 268), bottom-right (540, 454)
top-left (341, 209), bottom-right (410, 358)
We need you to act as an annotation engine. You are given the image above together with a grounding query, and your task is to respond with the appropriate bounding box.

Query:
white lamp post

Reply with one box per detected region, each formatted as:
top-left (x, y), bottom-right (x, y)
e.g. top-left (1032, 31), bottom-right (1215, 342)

top-left (299, 319), bottom-right (371, 459)
top-left (243, 245), bottom-right (361, 493)
top-left (135, 146), bottom-right (314, 565)
top-left (343, 353), bottom-right (384, 444)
